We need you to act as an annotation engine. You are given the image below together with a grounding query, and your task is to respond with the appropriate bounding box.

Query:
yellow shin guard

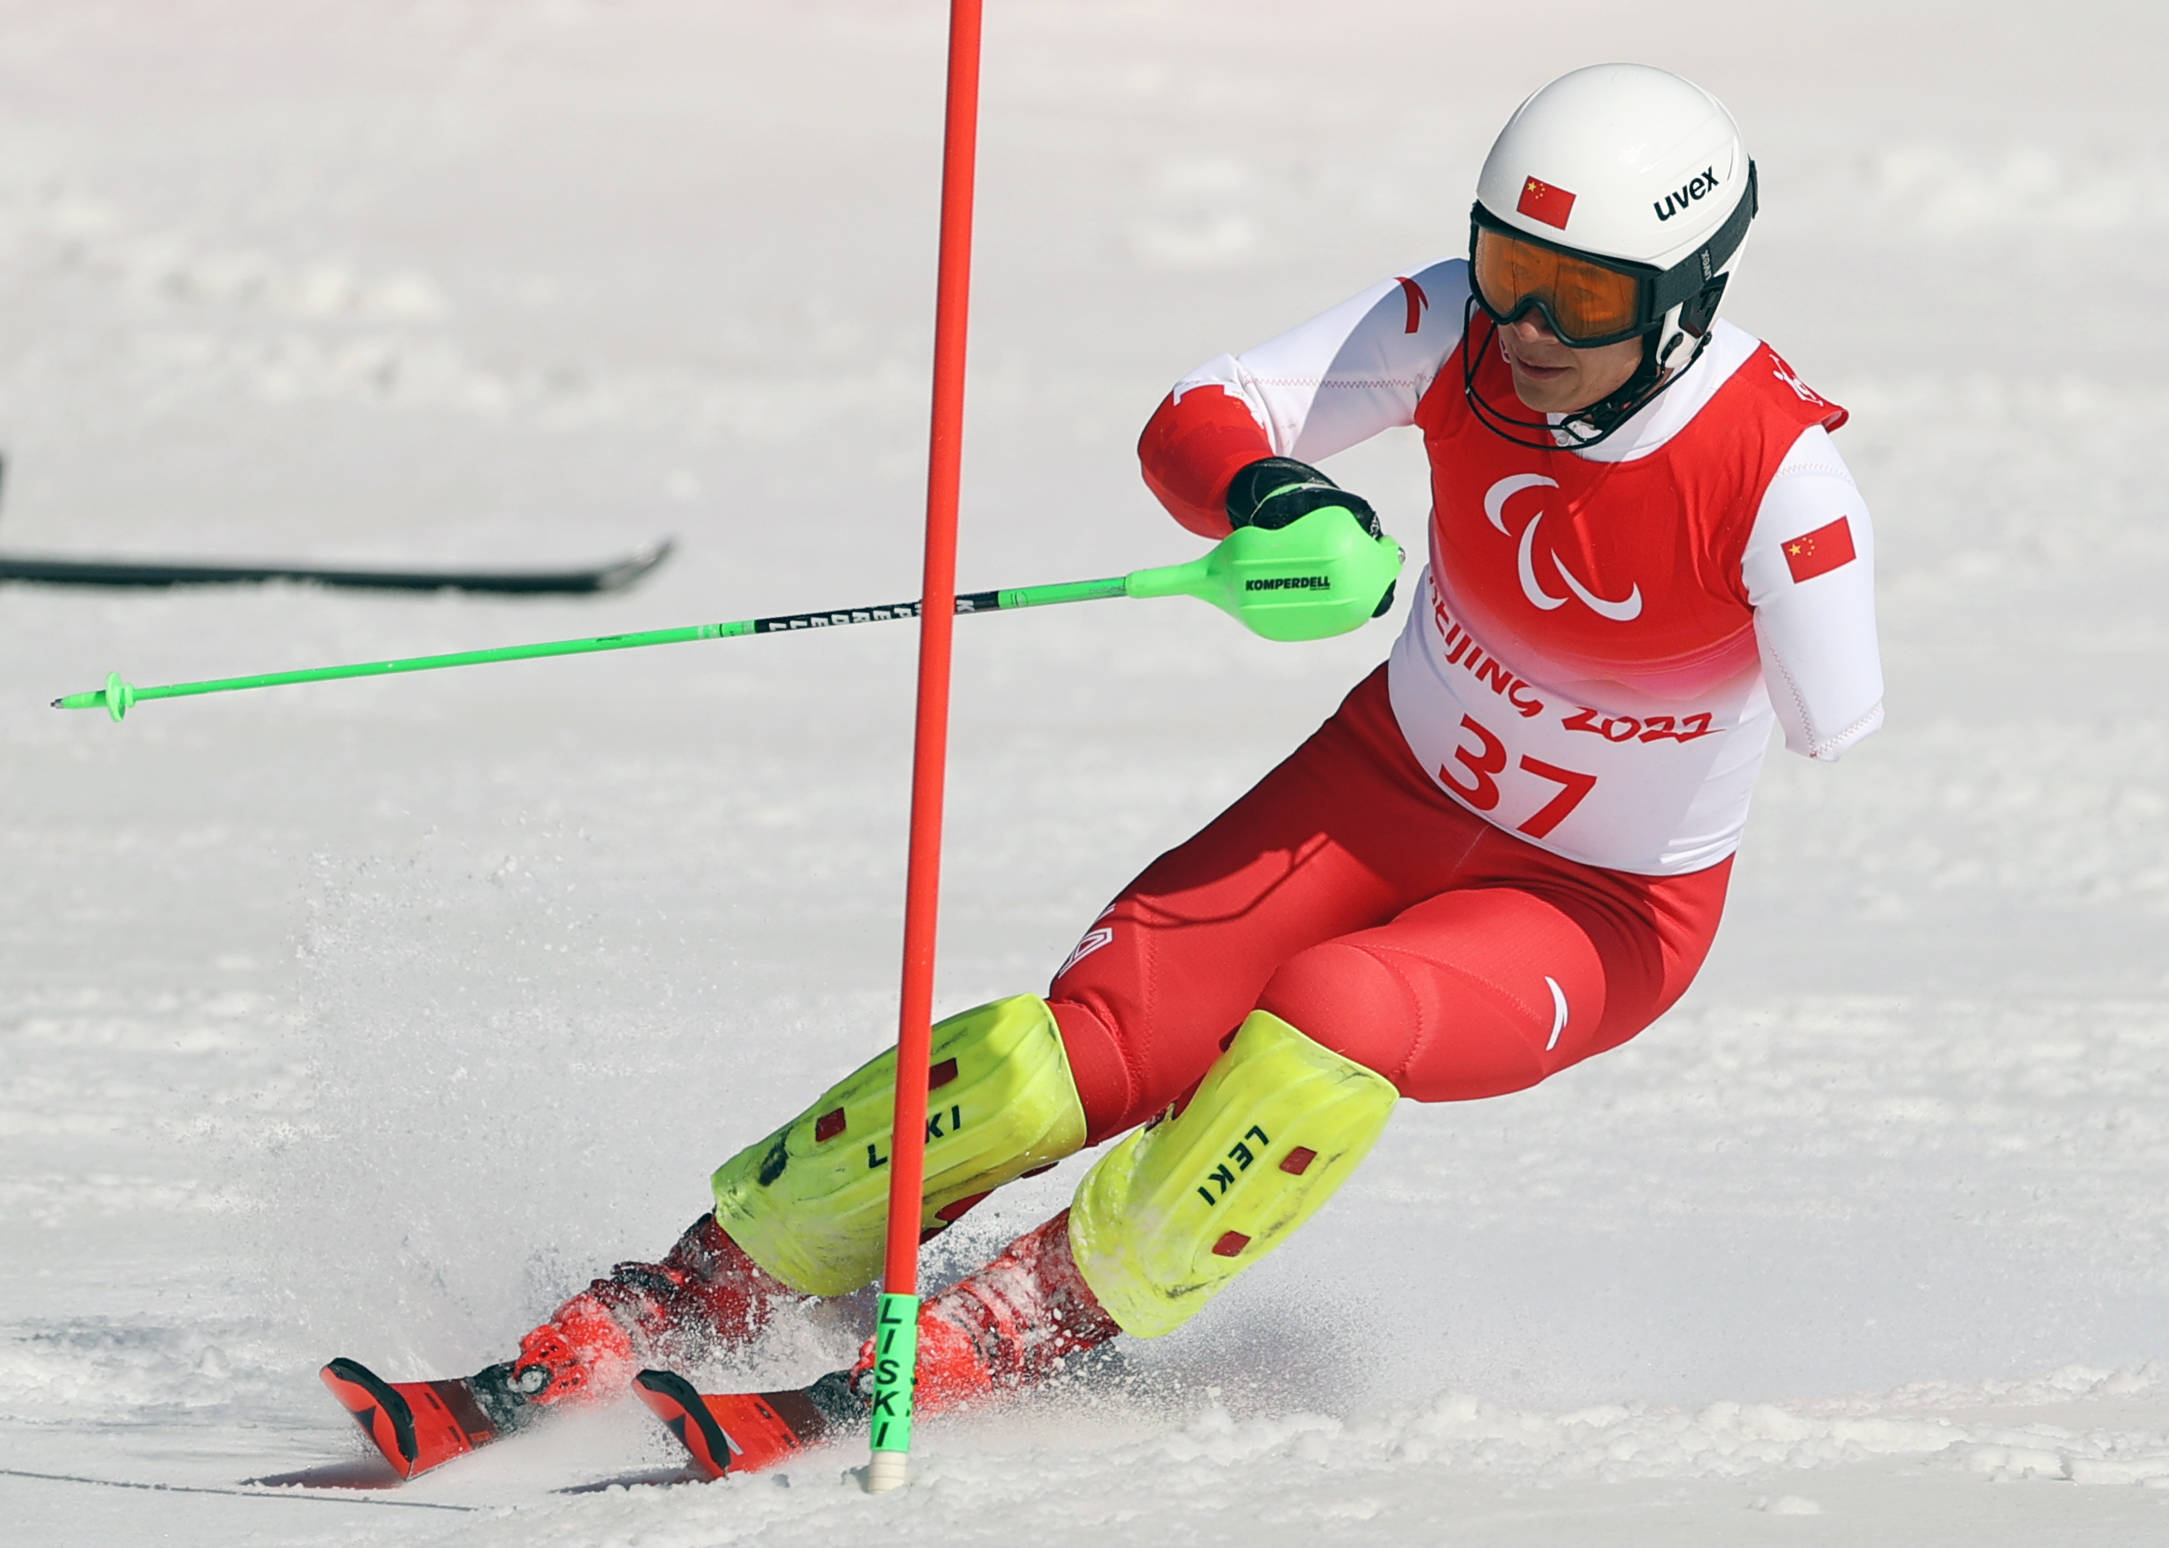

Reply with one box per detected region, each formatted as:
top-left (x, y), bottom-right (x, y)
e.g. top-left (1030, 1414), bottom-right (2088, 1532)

top-left (711, 995), bottom-right (1089, 1296)
top-left (1068, 1010), bottom-right (1397, 1338)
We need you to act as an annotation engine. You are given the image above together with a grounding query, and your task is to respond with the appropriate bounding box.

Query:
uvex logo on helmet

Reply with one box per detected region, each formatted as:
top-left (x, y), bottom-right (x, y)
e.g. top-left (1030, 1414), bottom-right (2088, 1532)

top-left (1653, 166), bottom-right (1721, 222)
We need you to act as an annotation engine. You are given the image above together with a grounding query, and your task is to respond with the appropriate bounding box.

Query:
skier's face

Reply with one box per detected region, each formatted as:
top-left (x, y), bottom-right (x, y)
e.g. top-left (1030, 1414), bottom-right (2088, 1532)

top-left (1496, 314), bottom-right (1642, 414)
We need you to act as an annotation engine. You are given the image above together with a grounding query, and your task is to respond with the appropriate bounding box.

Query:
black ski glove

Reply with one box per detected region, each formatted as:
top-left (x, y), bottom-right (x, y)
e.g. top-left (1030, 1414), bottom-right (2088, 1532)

top-left (1224, 457), bottom-right (1396, 617)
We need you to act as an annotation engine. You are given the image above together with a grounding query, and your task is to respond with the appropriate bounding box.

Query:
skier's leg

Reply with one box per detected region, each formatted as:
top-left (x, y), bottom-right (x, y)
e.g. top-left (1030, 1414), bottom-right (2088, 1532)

top-left (499, 995), bottom-right (1088, 1410)
top-left (708, 993), bottom-right (1091, 1295)
top-left (531, 676), bottom-right (1716, 1409)
top-left (664, 667), bottom-right (1471, 1403)
top-left (1252, 855), bottom-right (1733, 1101)
top-left (1058, 856), bottom-right (1730, 1344)
top-left (866, 687), bottom-right (1730, 1394)
top-left (1046, 666), bottom-right (1492, 1141)
top-left (1066, 1008), bottom-right (1398, 1337)
top-left (836, 1005), bottom-right (1393, 1411)
top-left (820, 673), bottom-right (1547, 1390)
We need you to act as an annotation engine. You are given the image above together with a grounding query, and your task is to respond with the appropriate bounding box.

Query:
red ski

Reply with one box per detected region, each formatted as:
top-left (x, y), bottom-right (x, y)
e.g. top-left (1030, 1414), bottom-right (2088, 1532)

top-left (633, 1367), bottom-right (866, 1479)
top-left (320, 1357), bottom-right (525, 1480)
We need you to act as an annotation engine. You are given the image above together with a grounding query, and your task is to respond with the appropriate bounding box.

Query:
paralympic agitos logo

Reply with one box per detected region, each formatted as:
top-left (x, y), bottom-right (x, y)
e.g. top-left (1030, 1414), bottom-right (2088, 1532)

top-left (1484, 474), bottom-right (1642, 622)
top-left (1653, 166), bottom-right (1720, 221)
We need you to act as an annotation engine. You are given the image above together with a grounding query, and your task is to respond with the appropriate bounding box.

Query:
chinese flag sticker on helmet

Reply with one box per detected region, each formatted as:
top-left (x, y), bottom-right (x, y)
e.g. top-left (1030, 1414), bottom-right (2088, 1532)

top-left (1515, 176), bottom-right (1576, 229)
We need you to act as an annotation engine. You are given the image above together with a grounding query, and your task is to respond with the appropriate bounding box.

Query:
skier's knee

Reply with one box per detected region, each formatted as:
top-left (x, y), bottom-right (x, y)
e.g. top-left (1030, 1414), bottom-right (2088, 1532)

top-left (1255, 938), bottom-right (1425, 1086)
top-left (710, 995), bottom-right (1088, 1296)
top-left (1261, 939), bottom-right (1562, 1101)
top-left (1066, 1009), bottom-right (1397, 1338)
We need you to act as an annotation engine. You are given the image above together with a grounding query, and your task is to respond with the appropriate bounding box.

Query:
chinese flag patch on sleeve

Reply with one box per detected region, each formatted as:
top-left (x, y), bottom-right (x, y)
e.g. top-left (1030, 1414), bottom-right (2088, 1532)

top-left (1515, 176), bottom-right (1576, 230)
top-left (1782, 516), bottom-right (1857, 583)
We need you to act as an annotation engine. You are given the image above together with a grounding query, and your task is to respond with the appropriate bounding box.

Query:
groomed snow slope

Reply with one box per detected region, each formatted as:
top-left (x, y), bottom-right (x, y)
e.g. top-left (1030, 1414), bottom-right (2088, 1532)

top-left (2, 2), bottom-right (2165, 1543)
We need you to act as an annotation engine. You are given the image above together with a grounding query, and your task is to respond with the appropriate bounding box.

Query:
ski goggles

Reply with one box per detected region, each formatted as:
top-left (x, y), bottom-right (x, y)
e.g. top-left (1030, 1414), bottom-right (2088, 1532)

top-left (1467, 163), bottom-right (1758, 348)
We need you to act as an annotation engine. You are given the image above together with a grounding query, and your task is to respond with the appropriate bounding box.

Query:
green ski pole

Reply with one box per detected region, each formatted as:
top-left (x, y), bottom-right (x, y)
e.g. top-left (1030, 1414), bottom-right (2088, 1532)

top-left (50, 509), bottom-right (1402, 723)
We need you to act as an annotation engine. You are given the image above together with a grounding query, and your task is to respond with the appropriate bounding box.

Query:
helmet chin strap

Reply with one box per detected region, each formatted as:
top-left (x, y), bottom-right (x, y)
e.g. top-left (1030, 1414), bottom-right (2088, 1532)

top-left (1460, 298), bottom-right (1712, 453)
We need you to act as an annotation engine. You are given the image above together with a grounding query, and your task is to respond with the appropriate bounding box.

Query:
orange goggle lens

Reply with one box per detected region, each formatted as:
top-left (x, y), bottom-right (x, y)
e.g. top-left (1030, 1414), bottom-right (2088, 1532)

top-left (1471, 225), bottom-right (1645, 345)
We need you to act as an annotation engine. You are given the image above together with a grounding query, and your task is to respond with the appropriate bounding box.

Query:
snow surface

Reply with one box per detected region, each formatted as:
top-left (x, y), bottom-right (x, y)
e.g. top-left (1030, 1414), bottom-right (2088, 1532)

top-left (3, 1), bottom-right (2167, 1542)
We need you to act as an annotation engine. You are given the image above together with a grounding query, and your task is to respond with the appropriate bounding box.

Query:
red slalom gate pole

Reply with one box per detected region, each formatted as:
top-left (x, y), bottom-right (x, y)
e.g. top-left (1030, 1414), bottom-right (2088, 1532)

top-left (865, 0), bottom-right (983, 1495)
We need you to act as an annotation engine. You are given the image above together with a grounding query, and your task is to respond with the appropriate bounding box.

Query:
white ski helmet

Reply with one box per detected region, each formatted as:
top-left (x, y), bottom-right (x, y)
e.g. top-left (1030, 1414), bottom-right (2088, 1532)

top-left (1466, 63), bottom-right (1757, 438)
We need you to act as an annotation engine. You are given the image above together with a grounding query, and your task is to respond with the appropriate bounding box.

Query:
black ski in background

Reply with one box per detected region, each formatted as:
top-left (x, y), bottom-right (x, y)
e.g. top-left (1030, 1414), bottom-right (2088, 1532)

top-left (0, 538), bottom-right (674, 594)
top-left (0, 452), bottom-right (675, 594)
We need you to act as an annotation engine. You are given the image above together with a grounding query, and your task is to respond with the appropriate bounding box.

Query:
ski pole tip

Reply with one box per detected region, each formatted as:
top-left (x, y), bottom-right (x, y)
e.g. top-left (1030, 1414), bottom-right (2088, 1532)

top-left (55, 672), bottom-right (139, 721)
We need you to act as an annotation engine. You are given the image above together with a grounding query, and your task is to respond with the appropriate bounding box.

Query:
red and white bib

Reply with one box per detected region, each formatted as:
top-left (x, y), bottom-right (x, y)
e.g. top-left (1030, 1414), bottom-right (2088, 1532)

top-left (1389, 325), bottom-right (1849, 872)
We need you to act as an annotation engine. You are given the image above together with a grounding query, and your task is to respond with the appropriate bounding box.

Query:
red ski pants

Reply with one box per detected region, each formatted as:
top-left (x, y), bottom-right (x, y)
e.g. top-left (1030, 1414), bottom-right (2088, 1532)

top-left (1048, 667), bottom-right (1731, 1143)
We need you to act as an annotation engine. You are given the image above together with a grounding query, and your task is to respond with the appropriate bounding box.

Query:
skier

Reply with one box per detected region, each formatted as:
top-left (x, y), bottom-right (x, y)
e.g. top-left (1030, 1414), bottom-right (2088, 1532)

top-left (326, 61), bottom-right (1883, 1477)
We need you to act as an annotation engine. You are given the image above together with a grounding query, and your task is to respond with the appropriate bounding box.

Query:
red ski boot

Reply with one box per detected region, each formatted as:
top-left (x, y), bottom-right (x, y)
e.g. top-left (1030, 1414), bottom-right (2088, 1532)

top-left (324, 1213), bottom-right (799, 1479)
top-left (874, 1207), bottom-right (1122, 1413)
top-left (639, 1209), bottom-right (1121, 1479)
top-left (508, 1212), bottom-right (797, 1404)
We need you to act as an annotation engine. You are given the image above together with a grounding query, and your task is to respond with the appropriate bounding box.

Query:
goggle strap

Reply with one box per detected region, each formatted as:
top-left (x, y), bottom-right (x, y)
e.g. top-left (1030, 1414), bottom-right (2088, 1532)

top-left (1648, 161), bottom-right (1758, 313)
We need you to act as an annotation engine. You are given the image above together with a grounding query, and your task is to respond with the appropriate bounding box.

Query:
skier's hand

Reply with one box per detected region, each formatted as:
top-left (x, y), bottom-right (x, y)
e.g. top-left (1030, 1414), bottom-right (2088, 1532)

top-left (1225, 457), bottom-right (1378, 535)
top-left (1225, 458), bottom-right (1395, 616)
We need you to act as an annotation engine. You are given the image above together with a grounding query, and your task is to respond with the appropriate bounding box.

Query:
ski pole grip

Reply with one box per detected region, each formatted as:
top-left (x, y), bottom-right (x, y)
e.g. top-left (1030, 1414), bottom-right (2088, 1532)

top-left (1124, 511), bottom-right (1404, 642)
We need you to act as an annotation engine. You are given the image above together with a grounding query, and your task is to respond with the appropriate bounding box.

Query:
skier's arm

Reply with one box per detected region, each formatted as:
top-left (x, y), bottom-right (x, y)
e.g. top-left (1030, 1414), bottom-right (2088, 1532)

top-left (1742, 426), bottom-right (1885, 760)
top-left (1138, 259), bottom-right (1470, 538)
